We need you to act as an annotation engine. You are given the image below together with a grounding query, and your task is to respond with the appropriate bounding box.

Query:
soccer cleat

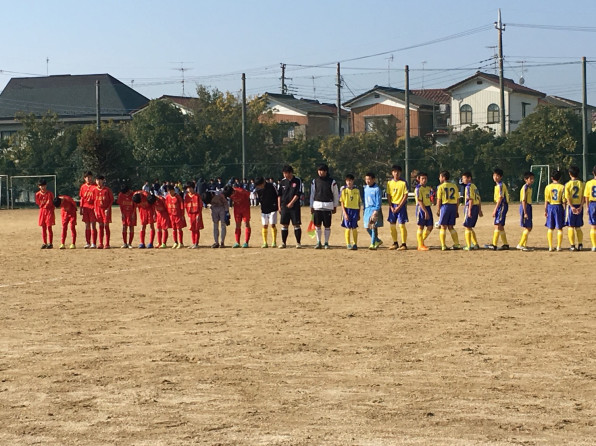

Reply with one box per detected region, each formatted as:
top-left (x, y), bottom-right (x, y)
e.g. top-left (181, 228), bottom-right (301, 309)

top-left (90, 244), bottom-right (96, 249)
top-left (59, 244), bottom-right (66, 249)
top-left (350, 245), bottom-right (358, 251)
top-left (41, 244), bottom-right (48, 249)
top-left (471, 244), bottom-right (480, 250)
top-left (46, 244), bottom-right (53, 249)
top-left (389, 242), bottom-right (399, 250)
top-left (368, 244), bottom-right (377, 250)
top-left (271, 243), bottom-right (277, 248)
top-left (172, 243), bottom-right (179, 249)
top-left (516, 244), bottom-right (525, 250)
top-left (278, 243), bottom-right (286, 249)
top-left (295, 244), bottom-right (302, 249)
top-left (69, 244), bottom-right (76, 249)
top-left (314, 243), bottom-right (322, 249)
top-left (548, 248), bottom-right (554, 252)
top-left (242, 243), bottom-right (249, 248)
top-left (592, 247), bottom-right (596, 252)
top-left (346, 244), bottom-right (352, 250)
top-left (373, 240), bottom-right (382, 249)
top-left (324, 243), bottom-right (330, 249)
top-left (211, 243), bottom-right (219, 248)
top-left (569, 246), bottom-right (577, 251)
top-left (521, 246), bottom-right (533, 252)
top-left (556, 247), bottom-right (562, 252)
top-left (418, 245), bottom-right (430, 251)
top-left (397, 243), bottom-right (408, 251)
top-left (484, 244), bottom-right (497, 251)
top-left (177, 243), bottom-right (184, 249)
top-left (452, 244), bottom-right (462, 250)
top-left (104, 245), bottom-right (111, 249)
top-left (127, 244), bottom-right (133, 249)
top-left (146, 243), bottom-right (153, 249)
top-left (219, 244), bottom-right (225, 248)
top-left (121, 244), bottom-right (128, 249)
top-left (189, 244), bottom-right (198, 249)
top-left (159, 243), bottom-right (167, 249)
top-left (261, 243), bottom-right (268, 248)
top-left (577, 244), bottom-right (583, 251)
top-left (497, 244), bottom-right (510, 251)
top-left (441, 246), bottom-right (448, 251)
top-left (232, 243), bottom-right (241, 248)
top-left (138, 243), bottom-right (146, 249)
top-left (83, 243), bottom-right (90, 249)
top-left (462, 246), bottom-right (471, 251)
top-left (97, 244), bottom-right (104, 249)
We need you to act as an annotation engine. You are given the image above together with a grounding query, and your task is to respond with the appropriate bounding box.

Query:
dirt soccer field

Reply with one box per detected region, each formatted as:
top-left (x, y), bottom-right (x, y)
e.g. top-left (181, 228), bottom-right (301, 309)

top-left (0, 205), bottom-right (594, 445)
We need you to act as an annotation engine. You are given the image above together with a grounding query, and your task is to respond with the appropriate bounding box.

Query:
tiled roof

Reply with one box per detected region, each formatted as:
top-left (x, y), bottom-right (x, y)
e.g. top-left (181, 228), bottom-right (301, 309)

top-left (0, 74), bottom-right (149, 119)
top-left (410, 89), bottom-right (451, 105)
top-left (159, 95), bottom-right (198, 108)
top-left (265, 93), bottom-right (347, 116)
top-left (343, 85), bottom-right (437, 108)
top-left (446, 71), bottom-right (546, 97)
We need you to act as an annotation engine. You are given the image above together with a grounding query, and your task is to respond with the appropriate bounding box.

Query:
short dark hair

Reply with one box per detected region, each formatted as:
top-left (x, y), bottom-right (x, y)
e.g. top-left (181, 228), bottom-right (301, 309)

top-left (345, 173), bottom-right (355, 180)
top-left (391, 165), bottom-right (402, 172)
top-left (84, 171), bottom-right (93, 177)
top-left (461, 171), bottom-right (472, 179)
top-left (167, 185), bottom-right (175, 191)
top-left (417, 172), bottom-right (428, 178)
top-left (38, 179), bottom-right (47, 186)
top-left (255, 177), bottom-right (266, 186)
top-left (439, 170), bottom-right (450, 180)
top-left (132, 193), bottom-right (142, 203)
top-left (365, 172), bottom-right (376, 179)
top-left (120, 185), bottom-right (130, 193)
top-left (96, 175), bottom-right (105, 180)
top-left (493, 168), bottom-right (504, 177)
top-left (282, 165), bottom-right (294, 173)
top-left (53, 197), bottom-right (62, 207)
top-left (146, 194), bottom-right (156, 205)
top-left (185, 181), bottom-right (195, 190)
top-left (317, 164), bottom-right (329, 172)
top-left (523, 172), bottom-right (534, 180)
top-left (568, 165), bottom-right (580, 178)
top-left (551, 170), bottom-right (562, 181)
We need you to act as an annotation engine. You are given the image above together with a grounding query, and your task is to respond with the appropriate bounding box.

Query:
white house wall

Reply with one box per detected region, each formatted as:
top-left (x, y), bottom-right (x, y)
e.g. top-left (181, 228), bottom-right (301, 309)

top-left (508, 94), bottom-right (540, 130)
top-left (352, 95), bottom-right (418, 111)
top-left (267, 102), bottom-right (307, 117)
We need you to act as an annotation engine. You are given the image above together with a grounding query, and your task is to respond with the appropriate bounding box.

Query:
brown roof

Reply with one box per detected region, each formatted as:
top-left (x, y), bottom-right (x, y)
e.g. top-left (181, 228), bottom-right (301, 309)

top-left (159, 95), bottom-right (198, 108)
top-left (410, 89), bottom-right (451, 105)
top-left (446, 71), bottom-right (546, 98)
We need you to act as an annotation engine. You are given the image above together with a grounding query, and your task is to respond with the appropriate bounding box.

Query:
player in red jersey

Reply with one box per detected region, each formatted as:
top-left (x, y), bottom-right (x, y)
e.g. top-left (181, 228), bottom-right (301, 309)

top-left (184, 181), bottom-right (204, 248)
top-left (93, 175), bottom-right (114, 249)
top-left (53, 195), bottom-right (77, 249)
top-left (132, 190), bottom-right (156, 248)
top-left (226, 184), bottom-right (251, 248)
top-left (165, 185), bottom-right (186, 248)
top-left (79, 171), bottom-right (97, 248)
top-left (35, 179), bottom-right (56, 249)
top-left (117, 185), bottom-right (136, 248)
top-left (153, 193), bottom-right (171, 248)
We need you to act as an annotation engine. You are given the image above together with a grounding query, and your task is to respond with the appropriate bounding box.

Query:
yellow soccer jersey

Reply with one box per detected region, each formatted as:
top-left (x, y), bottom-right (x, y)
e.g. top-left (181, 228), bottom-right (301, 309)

top-left (340, 187), bottom-right (361, 210)
top-left (584, 179), bottom-right (596, 202)
top-left (544, 183), bottom-right (565, 205)
top-left (493, 182), bottom-right (510, 203)
top-left (520, 183), bottom-right (533, 204)
top-left (416, 185), bottom-right (432, 206)
top-left (565, 179), bottom-right (583, 206)
top-left (437, 181), bottom-right (459, 205)
top-left (465, 183), bottom-right (481, 205)
top-left (386, 179), bottom-right (408, 205)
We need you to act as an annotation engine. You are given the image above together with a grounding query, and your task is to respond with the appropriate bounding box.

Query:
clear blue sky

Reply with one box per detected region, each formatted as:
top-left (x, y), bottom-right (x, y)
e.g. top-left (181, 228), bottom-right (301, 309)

top-left (2, 0), bottom-right (595, 103)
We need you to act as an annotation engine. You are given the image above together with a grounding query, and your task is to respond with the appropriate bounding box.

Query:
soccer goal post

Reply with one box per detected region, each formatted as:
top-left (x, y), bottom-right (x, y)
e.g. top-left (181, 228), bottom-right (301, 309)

top-left (9, 175), bottom-right (57, 209)
top-left (0, 175), bottom-right (8, 209)
top-left (529, 165), bottom-right (550, 204)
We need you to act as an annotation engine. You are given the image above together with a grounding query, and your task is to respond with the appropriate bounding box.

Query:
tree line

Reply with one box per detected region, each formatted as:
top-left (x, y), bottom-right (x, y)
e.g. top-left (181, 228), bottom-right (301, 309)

top-left (0, 84), bottom-right (594, 200)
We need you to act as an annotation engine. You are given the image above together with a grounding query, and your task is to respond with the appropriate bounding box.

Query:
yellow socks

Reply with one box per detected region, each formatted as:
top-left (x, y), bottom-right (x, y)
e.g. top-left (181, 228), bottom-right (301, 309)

top-left (464, 229), bottom-right (472, 248)
top-left (492, 229), bottom-right (500, 246)
top-left (568, 228), bottom-right (576, 246)
top-left (417, 228), bottom-right (424, 247)
top-left (422, 227), bottom-right (431, 240)
top-left (399, 224), bottom-right (407, 244)
top-left (547, 229), bottom-right (553, 250)
top-left (500, 230), bottom-right (508, 245)
top-left (557, 230), bottom-right (563, 249)
top-left (591, 228), bottom-right (596, 248)
top-left (449, 229), bottom-right (460, 245)
top-left (576, 228), bottom-right (583, 245)
top-left (390, 225), bottom-right (398, 243)
top-left (271, 227), bottom-right (277, 245)
top-left (471, 229), bottom-right (478, 246)
top-left (352, 229), bottom-right (358, 246)
top-left (345, 228), bottom-right (351, 245)
top-left (439, 228), bottom-right (446, 248)
top-left (519, 229), bottom-right (529, 247)
top-left (262, 228), bottom-right (268, 244)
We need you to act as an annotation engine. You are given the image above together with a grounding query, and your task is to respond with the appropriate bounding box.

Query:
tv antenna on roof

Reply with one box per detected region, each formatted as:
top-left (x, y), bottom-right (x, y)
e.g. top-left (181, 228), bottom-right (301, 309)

top-left (46, 57), bottom-right (49, 76)
top-left (421, 61), bottom-right (427, 89)
top-left (173, 62), bottom-right (193, 96)
top-left (386, 54), bottom-right (394, 86)
top-left (516, 60), bottom-right (527, 84)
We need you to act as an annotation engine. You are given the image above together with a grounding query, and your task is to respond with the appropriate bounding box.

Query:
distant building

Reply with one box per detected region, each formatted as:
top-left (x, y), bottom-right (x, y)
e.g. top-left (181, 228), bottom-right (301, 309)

top-left (134, 95), bottom-right (198, 116)
top-left (539, 95), bottom-right (596, 131)
top-left (261, 92), bottom-right (350, 141)
top-left (0, 74), bottom-right (149, 139)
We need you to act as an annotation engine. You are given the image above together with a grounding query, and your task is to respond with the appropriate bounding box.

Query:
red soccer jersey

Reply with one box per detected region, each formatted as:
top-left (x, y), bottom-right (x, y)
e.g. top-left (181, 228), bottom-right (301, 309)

top-left (154, 195), bottom-right (171, 229)
top-left (166, 193), bottom-right (184, 218)
top-left (36, 190), bottom-right (56, 226)
top-left (184, 192), bottom-right (203, 215)
top-left (117, 191), bottom-right (136, 216)
top-left (94, 186), bottom-right (114, 211)
top-left (57, 195), bottom-right (77, 224)
top-left (79, 182), bottom-right (95, 209)
top-left (230, 187), bottom-right (250, 213)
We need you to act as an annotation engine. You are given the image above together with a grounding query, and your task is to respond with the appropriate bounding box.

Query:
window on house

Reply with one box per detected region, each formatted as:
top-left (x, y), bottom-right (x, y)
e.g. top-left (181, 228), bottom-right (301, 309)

top-left (287, 127), bottom-right (295, 139)
top-left (364, 117), bottom-right (388, 132)
top-left (487, 104), bottom-right (500, 124)
top-left (522, 102), bottom-right (530, 118)
top-left (460, 104), bottom-right (472, 124)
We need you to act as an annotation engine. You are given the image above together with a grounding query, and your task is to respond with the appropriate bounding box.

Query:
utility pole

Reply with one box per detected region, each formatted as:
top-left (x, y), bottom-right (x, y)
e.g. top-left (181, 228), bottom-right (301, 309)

top-left (336, 62), bottom-right (342, 138)
top-left (242, 73), bottom-right (247, 181)
top-left (404, 65), bottom-right (410, 185)
top-left (495, 9), bottom-right (506, 136)
top-left (582, 57), bottom-right (588, 181)
top-left (95, 80), bottom-right (101, 133)
top-left (280, 63), bottom-right (287, 94)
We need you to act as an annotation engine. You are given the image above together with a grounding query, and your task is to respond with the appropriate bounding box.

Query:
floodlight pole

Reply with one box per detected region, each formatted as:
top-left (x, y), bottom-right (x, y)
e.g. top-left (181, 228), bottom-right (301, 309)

top-left (405, 65), bottom-right (410, 186)
top-left (582, 57), bottom-right (588, 181)
top-left (241, 73), bottom-right (246, 181)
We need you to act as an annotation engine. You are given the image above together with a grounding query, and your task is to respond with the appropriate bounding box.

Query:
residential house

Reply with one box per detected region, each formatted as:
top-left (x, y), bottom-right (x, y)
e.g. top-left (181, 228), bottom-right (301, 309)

top-left (539, 95), bottom-right (596, 132)
top-left (262, 92), bottom-right (350, 141)
top-left (0, 74), bottom-right (149, 139)
top-left (446, 71), bottom-right (546, 134)
top-left (343, 86), bottom-right (437, 139)
top-left (134, 95), bottom-right (198, 116)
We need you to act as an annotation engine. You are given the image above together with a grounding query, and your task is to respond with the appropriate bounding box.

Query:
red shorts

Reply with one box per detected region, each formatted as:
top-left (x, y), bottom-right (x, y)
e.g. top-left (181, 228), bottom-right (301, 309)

top-left (61, 212), bottom-right (76, 226)
top-left (188, 213), bottom-right (204, 231)
top-left (95, 208), bottom-right (112, 224)
top-left (155, 212), bottom-right (170, 230)
top-left (233, 207), bottom-right (250, 223)
top-left (81, 207), bottom-right (96, 223)
top-left (38, 208), bottom-right (55, 227)
top-left (138, 208), bottom-right (154, 225)
top-left (170, 215), bottom-right (186, 230)
top-left (121, 212), bottom-right (137, 226)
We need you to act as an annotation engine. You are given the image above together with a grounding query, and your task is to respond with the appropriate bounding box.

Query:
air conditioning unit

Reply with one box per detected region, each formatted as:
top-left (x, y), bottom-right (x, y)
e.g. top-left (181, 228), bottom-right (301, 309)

top-left (439, 104), bottom-right (447, 113)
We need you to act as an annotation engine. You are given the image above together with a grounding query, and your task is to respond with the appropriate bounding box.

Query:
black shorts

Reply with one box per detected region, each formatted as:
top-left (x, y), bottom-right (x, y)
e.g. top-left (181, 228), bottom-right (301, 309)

top-left (313, 209), bottom-right (332, 227)
top-left (280, 207), bottom-right (301, 226)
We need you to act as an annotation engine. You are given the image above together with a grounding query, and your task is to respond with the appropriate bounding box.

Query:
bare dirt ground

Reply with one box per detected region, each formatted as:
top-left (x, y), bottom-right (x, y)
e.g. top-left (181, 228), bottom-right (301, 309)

top-left (0, 205), bottom-right (595, 445)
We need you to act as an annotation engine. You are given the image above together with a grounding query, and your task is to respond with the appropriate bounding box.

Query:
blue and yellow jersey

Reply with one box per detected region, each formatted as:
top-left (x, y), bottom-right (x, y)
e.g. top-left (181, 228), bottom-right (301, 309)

top-left (584, 179), bottom-right (596, 202)
top-left (520, 183), bottom-right (533, 204)
top-left (565, 180), bottom-right (584, 206)
top-left (465, 183), bottom-right (481, 206)
top-left (493, 182), bottom-right (509, 204)
top-left (415, 184), bottom-right (432, 207)
top-left (386, 179), bottom-right (408, 205)
top-left (545, 183), bottom-right (565, 205)
top-left (437, 181), bottom-right (459, 205)
top-left (340, 187), bottom-right (361, 210)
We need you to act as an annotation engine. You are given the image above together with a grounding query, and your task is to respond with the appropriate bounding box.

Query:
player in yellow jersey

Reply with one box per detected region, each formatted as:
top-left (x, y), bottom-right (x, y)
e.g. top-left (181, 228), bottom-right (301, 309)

top-left (340, 174), bottom-right (361, 250)
top-left (544, 170), bottom-right (566, 252)
top-left (564, 166), bottom-right (584, 251)
top-left (461, 172), bottom-right (483, 251)
top-left (386, 165), bottom-right (409, 250)
top-left (584, 165), bottom-right (596, 252)
top-left (485, 168), bottom-right (510, 250)
top-left (516, 172), bottom-right (534, 251)
top-left (414, 172), bottom-right (433, 251)
top-left (436, 170), bottom-right (461, 250)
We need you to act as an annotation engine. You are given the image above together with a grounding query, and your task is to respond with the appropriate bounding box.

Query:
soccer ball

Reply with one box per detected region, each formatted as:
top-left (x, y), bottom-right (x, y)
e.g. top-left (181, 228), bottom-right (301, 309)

top-left (434, 221), bottom-right (440, 229)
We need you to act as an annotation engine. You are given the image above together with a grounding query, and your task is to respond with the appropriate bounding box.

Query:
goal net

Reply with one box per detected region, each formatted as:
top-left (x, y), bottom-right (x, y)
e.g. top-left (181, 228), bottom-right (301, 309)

top-left (0, 175), bottom-right (8, 209)
top-left (529, 165), bottom-right (550, 204)
top-left (9, 175), bottom-right (57, 209)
